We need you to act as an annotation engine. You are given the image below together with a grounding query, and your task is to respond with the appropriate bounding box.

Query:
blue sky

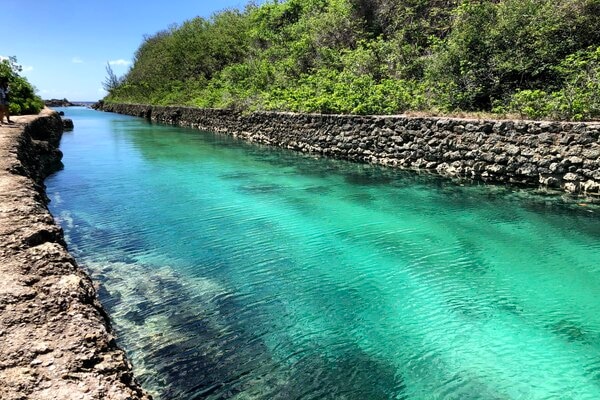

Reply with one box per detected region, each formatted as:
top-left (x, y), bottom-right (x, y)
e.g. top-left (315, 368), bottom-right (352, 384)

top-left (5, 0), bottom-right (257, 101)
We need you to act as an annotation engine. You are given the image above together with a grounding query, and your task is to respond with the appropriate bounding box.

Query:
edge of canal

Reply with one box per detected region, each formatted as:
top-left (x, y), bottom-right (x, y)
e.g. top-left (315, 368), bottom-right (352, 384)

top-left (97, 102), bottom-right (600, 201)
top-left (0, 109), bottom-right (150, 399)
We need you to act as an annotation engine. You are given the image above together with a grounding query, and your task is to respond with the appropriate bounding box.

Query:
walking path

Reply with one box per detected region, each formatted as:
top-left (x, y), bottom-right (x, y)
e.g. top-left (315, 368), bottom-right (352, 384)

top-left (0, 110), bottom-right (149, 399)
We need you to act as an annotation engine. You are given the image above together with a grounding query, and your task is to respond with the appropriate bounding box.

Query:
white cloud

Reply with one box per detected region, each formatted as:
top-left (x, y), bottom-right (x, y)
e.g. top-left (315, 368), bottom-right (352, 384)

top-left (72, 57), bottom-right (84, 64)
top-left (109, 59), bottom-right (132, 66)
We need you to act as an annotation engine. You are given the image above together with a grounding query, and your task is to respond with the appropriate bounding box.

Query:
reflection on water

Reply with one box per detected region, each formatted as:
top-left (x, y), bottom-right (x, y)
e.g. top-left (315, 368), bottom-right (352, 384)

top-left (47, 107), bottom-right (600, 399)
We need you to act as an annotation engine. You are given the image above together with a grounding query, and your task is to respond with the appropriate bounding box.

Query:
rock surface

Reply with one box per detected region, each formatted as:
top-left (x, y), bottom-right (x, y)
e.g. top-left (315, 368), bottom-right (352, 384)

top-left (96, 102), bottom-right (600, 199)
top-left (0, 109), bottom-right (150, 399)
top-left (44, 99), bottom-right (75, 107)
top-left (62, 118), bottom-right (74, 131)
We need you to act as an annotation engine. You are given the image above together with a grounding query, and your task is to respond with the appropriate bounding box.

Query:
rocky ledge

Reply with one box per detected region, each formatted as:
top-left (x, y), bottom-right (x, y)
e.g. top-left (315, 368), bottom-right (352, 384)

top-left (96, 102), bottom-right (600, 199)
top-left (0, 109), bottom-right (149, 399)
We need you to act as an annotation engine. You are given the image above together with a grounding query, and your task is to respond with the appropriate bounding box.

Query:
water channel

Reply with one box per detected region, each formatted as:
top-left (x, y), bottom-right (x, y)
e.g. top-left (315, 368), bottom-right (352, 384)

top-left (46, 107), bottom-right (600, 399)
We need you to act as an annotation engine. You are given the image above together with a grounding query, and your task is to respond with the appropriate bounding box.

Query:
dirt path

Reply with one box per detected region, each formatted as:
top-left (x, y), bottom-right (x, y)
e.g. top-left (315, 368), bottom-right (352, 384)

top-left (0, 110), bottom-right (150, 399)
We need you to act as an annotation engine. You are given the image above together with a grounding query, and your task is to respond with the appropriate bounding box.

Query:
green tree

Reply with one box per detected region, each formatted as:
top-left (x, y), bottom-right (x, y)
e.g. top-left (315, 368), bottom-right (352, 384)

top-left (102, 62), bottom-right (121, 93)
top-left (104, 0), bottom-right (600, 120)
top-left (0, 56), bottom-right (44, 115)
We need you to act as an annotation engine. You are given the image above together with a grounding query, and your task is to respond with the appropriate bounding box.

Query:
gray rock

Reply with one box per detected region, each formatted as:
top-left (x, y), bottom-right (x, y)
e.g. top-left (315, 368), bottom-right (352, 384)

top-left (563, 172), bottom-right (580, 181)
top-left (582, 180), bottom-right (600, 194)
top-left (96, 102), bottom-right (600, 197)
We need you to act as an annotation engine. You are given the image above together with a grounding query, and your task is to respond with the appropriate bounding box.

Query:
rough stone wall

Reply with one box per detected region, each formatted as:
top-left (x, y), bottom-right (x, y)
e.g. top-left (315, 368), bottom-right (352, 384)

top-left (97, 103), bottom-right (600, 197)
top-left (0, 109), bottom-right (150, 399)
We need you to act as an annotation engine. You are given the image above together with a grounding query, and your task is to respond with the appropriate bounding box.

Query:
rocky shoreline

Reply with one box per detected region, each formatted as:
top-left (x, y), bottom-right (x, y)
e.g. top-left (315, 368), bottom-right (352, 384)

top-left (44, 99), bottom-right (75, 107)
top-left (0, 109), bottom-right (149, 399)
top-left (96, 102), bottom-right (600, 199)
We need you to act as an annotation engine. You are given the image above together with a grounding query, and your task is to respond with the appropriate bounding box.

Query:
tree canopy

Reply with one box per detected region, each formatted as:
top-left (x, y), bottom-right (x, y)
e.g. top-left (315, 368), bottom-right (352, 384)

top-left (0, 56), bottom-right (44, 115)
top-left (104, 0), bottom-right (600, 120)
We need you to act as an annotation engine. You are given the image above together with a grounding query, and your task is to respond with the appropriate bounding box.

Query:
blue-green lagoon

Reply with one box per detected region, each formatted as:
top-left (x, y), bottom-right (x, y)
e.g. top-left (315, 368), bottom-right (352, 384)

top-left (46, 107), bottom-right (600, 399)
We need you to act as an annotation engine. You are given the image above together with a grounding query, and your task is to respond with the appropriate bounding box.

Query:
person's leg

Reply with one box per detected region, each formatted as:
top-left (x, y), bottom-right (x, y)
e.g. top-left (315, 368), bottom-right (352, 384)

top-left (6, 105), bottom-right (11, 123)
top-left (0, 105), bottom-right (6, 124)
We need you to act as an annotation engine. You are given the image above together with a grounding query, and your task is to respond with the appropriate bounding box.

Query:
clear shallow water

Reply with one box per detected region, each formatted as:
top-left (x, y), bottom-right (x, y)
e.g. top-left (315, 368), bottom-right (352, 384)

top-left (47, 107), bottom-right (600, 399)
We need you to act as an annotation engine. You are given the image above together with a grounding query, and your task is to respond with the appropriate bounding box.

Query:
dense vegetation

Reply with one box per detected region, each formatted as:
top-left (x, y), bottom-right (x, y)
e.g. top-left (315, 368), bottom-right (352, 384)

top-left (0, 57), bottom-right (44, 115)
top-left (105, 0), bottom-right (600, 120)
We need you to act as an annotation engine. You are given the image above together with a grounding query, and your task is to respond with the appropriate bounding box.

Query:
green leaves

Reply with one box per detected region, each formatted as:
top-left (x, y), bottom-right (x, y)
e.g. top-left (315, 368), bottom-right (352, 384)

top-left (0, 57), bottom-right (44, 115)
top-left (106, 0), bottom-right (600, 120)
top-left (508, 46), bottom-right (600, 120)
top-left (262, 68), bottom-right (419, 115)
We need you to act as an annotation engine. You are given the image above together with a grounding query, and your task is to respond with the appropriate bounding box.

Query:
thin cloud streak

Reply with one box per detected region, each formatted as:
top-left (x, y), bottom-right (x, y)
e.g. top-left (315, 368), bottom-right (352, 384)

top-left (109, 59), bottom-right (132, 66)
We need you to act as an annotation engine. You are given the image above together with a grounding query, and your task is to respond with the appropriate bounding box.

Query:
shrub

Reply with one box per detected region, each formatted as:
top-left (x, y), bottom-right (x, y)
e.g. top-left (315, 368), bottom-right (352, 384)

top-left (105, 0), bottom-right (600, 119)
top-left (0, 57), bottom-right (44, 115)
top-left (508, 90), bottom-right (553, 119)
top-left (507, 46), bottom-right (600, 120)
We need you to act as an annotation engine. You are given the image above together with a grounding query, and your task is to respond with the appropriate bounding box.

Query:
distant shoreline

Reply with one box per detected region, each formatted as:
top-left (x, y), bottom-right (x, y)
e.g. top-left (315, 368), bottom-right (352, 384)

top-left (44, 99), bottom-right (97, 107)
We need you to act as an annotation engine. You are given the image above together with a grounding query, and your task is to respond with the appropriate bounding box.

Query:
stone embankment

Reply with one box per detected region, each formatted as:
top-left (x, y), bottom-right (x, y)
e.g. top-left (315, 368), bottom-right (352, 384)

top-left (96, 102), bottom-right (600, 198)
top-left (0, 109), bottom-right (149, 399)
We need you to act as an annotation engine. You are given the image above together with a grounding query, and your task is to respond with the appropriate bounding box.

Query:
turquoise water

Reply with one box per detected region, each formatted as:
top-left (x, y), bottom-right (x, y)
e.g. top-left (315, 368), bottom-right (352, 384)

top-left (46, 107), bottom-right (600, 399)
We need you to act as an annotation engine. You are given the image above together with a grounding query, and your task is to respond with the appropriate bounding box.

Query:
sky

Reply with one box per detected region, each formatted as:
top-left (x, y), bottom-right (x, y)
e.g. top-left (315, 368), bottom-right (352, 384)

top-left (4, 0), bottom-right (258, 101)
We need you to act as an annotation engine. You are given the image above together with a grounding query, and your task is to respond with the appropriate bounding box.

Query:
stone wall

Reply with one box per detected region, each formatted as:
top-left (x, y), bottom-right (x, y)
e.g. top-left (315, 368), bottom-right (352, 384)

top-left (0, 109), bottom-right (150, 399)
top-left (97, 102), bottom-right (600, 197)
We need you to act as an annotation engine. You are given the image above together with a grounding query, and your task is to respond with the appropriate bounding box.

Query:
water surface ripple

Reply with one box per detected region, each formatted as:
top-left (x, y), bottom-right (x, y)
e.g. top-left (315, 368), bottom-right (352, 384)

top-left (47, 108), bottom-right (600, 399)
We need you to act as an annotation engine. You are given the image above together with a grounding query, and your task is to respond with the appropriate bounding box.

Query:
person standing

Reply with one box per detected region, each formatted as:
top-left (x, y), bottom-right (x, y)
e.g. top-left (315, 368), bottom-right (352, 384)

top-left (0, 78), bottom-right (13, 124)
